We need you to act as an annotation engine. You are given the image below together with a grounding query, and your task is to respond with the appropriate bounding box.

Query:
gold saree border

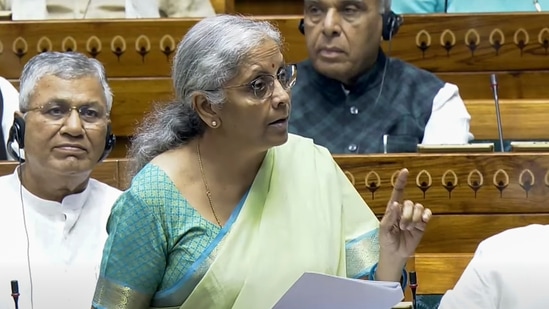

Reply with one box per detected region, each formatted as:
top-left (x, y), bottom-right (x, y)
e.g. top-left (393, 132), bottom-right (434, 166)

top-left (93, 276), bottom-right (152, 309)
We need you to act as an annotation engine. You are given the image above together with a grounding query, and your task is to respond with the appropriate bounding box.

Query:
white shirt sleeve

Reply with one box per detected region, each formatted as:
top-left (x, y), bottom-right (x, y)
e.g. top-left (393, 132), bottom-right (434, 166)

top-left (1, 77), bottom-right (20, 161)
top-left (438, 245), bottom-right (497, 309)
top-left (421, 82), bottom-right (473, 144)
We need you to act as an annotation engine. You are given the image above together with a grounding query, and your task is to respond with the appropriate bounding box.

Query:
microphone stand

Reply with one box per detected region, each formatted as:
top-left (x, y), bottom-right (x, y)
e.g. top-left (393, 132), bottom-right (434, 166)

top-left (490, 74), bottom-right (505, 152)
top-left (11, 280), bottom-right (20, 309)
top-left (408, 271), bottom-right (418, 309)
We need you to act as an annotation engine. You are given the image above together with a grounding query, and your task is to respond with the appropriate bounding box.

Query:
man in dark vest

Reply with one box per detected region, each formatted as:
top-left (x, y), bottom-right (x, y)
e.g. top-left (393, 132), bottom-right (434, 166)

top-left (290, 0), bottom-right (472, 154)
top-left (0, 76), bottom-right (19, 160)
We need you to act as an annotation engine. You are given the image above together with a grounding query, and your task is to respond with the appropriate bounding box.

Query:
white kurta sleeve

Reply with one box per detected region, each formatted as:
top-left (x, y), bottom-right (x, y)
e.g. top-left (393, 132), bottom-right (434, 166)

top-left (438, 245), bottom-right (497, 309)
top-left (421, 82), bottom-right (473, 144)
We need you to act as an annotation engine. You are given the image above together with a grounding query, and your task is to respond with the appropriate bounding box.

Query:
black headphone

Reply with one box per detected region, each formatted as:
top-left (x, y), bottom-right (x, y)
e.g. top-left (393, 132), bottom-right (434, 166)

top-left (7, 114), bottom-right (116, 162)
top-left (298, 10), bottom-right (403, 41)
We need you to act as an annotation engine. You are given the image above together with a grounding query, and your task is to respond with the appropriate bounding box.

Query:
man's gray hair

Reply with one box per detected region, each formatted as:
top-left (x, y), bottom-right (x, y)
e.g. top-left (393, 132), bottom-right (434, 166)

top-left (19, 51), bottom-right (113, 112)
top-left (127, 14), bottom-right (282, 178)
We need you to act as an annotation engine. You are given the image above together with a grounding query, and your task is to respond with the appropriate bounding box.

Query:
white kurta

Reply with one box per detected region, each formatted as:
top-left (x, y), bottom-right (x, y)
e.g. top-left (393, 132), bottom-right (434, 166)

top-left (0, 169), bottom-right (121, 309)
top-left (439, 224), bottom-right (549, 309)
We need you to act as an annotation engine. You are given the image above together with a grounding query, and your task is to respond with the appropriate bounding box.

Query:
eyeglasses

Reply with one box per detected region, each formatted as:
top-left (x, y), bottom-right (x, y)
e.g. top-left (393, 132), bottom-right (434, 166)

top-left (24, 101), bottom-right (109, 128)
top-left (224, 64), bottom-right (297, 101)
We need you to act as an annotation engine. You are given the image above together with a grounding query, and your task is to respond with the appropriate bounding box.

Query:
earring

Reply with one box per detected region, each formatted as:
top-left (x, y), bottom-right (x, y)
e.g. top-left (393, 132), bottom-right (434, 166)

top-left (211, 120), bottom-right (218, 127)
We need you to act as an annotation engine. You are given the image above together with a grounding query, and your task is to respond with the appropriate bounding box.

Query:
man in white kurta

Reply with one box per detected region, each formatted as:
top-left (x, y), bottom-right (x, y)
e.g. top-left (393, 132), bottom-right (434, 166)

top-left (0, 170), bottom-right (120, 309)
top-left (0, 51), bottom-right (122, 309)
top-left (438, 224), bottom-right (549, 309)
top-left (0, 77), bottom-right (19, 161)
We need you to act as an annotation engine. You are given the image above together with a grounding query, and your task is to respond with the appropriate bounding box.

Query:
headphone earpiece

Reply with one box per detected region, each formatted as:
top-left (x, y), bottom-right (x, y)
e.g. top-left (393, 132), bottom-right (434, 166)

top-left (298, 18), bottom-right (305, 35)
top-left (7, 115), bottom-right (26, 162)
top-left (99, 124), bottom-right (116, 162)
top-left (381, 10), bottom-right (403, 41)
top-left (6, 115), bottom-right (116, 162)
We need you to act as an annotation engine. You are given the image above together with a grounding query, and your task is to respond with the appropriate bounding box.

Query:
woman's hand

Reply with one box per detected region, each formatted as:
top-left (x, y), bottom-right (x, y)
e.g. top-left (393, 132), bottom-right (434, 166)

top-left (379, 168), bottom-right (432, 260)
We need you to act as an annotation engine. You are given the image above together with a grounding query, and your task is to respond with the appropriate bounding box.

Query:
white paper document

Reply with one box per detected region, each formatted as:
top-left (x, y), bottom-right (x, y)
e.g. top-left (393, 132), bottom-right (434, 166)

top-left (272, 272), bottom-right (404, 309)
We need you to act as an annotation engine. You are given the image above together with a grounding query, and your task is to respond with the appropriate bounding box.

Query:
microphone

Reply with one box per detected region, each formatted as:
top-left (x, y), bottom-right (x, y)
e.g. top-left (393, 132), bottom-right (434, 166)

top-left (10, 280), bottom-right (19, 309)
top-left (408, 271), bottom-right (417, 309)
top-left (534, 0), bottom-right (542, 12)
top-left (490, 74), bottom-right (505, 152)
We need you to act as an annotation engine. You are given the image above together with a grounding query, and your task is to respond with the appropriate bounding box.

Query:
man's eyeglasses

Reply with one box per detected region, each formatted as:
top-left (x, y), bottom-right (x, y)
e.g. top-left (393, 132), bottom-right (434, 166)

top-left (224, 64), bottom-right (297, 101)
top-left (24, 101), bottom-right (109, 128)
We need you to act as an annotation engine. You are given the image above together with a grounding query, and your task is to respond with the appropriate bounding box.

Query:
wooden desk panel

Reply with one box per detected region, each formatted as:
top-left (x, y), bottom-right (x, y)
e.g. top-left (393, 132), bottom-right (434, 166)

top-left (335, 154), bottom-right (549, 214)
top-left (1, 14), bottom-right (549, 78)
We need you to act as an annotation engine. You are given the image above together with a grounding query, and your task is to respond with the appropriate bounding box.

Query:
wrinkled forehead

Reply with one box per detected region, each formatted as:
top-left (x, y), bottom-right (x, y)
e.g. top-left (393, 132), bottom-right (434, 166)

top-left (31, 75), bottom-right (107, 106)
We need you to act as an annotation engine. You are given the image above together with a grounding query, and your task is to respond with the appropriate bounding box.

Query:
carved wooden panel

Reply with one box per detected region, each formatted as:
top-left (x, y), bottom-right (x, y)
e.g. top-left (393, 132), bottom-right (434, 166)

top-left (390, 13), bottom-right (549, 72)
top-left (0, 18), bottom-right (305, 79)
top-left (334, 154), bottom-right (549, 214)
top-left (1, 14), bottom-right (549, 79)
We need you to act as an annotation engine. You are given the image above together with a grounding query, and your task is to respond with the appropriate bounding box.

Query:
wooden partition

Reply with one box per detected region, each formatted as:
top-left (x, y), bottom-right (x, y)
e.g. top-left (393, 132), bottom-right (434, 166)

top-left (1, 14), bottom-right (549, 151)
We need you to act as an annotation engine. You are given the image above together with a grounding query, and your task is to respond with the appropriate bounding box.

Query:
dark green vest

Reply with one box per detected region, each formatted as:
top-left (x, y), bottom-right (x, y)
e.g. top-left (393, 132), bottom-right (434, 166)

top-left (290, 51), bottom-right (444, 154)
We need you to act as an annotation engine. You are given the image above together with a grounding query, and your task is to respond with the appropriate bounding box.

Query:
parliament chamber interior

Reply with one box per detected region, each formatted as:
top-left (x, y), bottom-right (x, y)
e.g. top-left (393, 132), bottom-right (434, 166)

top-left (1, 0), bottom-right (549, 308)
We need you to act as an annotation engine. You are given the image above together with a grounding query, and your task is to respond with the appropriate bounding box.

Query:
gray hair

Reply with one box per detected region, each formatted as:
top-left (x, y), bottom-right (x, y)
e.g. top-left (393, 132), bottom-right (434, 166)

top-left (127, 14), bottom-right (282, 178)
top-left (19, 51), bottom-right (113, 112)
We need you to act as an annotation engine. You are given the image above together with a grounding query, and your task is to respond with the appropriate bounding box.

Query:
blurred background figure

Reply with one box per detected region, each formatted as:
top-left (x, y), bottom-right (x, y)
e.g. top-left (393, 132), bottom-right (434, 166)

top-left (392, 0), bottom-right (548, 14)
top-left (1, 0), bottom-right (215, 20)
